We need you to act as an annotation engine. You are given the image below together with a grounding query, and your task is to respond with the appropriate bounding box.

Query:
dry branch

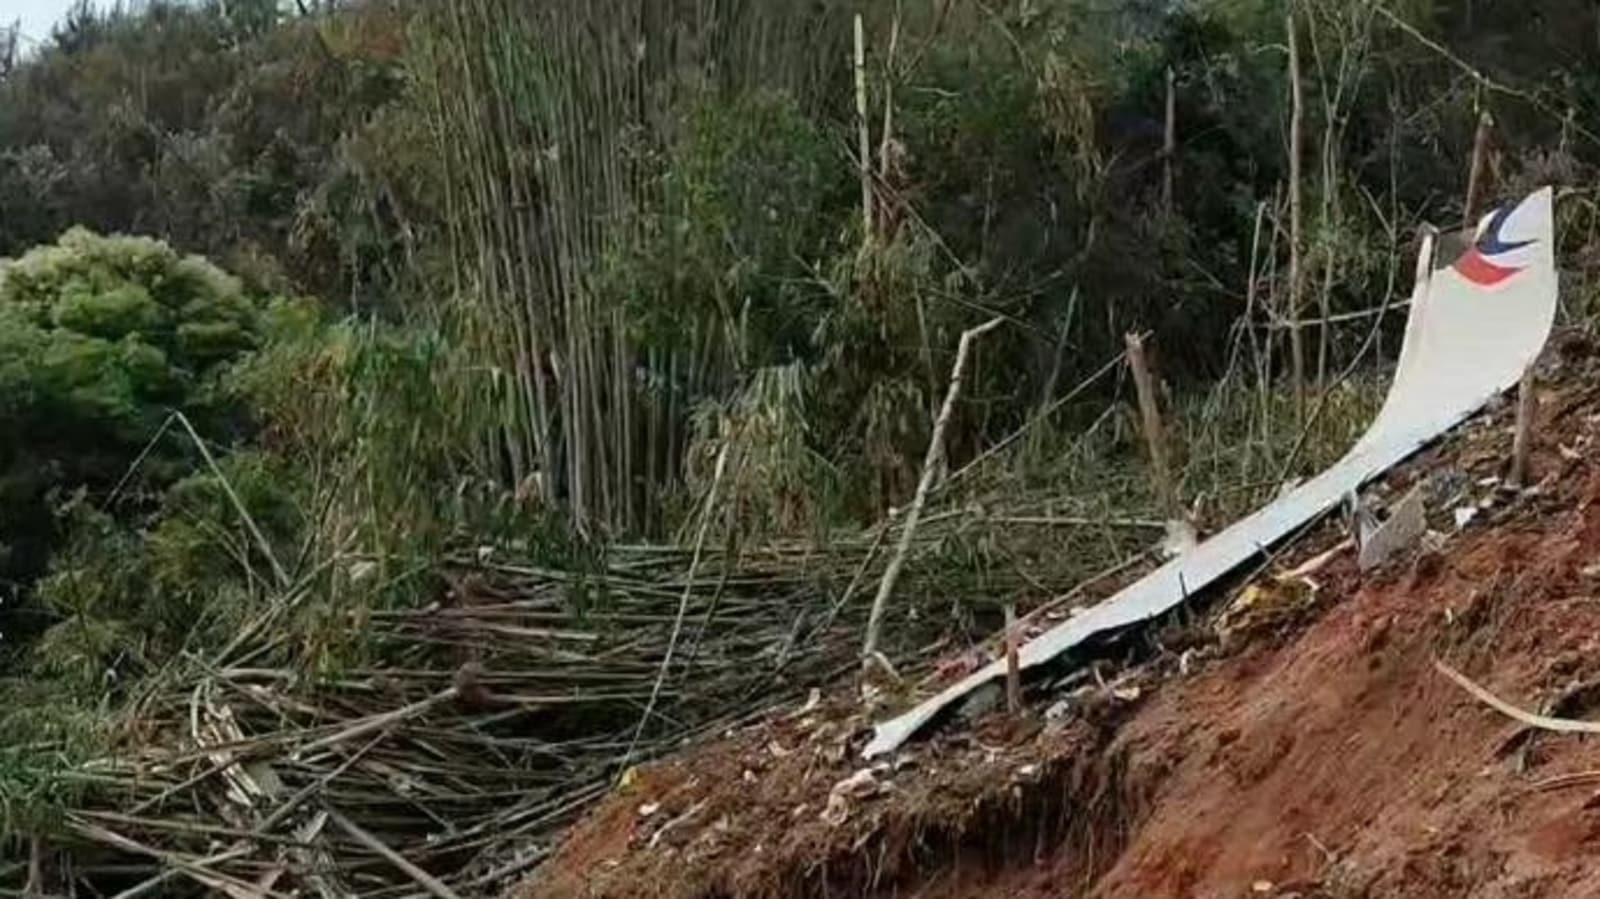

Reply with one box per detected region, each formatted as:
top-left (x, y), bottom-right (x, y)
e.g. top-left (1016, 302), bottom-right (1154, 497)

top-left (1435, 659), bottom-right (1600, 734)
top-left (329, 810), bottom-right (464, 899)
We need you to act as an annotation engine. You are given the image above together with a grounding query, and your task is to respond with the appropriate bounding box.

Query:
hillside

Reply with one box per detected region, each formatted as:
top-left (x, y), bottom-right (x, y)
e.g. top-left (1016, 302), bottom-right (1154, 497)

top-left (8, 1), bottom-right (1600, 897)
top-left (524, 332), bottom-right (1600, 899)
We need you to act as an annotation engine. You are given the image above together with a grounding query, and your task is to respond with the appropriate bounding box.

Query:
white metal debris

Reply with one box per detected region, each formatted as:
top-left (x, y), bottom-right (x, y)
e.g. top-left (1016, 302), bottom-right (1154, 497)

top-left (863, 188), bottom-right (1558, 758)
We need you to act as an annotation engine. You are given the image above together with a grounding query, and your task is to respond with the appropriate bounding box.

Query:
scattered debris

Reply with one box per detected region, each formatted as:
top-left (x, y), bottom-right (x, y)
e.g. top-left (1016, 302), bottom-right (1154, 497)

top-left (1357, 485), bottom-right (1427, 571)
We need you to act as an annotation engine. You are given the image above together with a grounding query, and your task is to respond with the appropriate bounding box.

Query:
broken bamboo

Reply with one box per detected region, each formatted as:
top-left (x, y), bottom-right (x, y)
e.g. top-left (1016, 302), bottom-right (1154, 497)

top-left (1004, 604), bottom-right (1021, 714)
top-left (863, 317), bottom-right (1004, 664)
top-left (1162, 65), bottom-right (1177, 213)
top-left (854, 14), bottom-right (874, 244)
top-left (1125, 332), bottom-right (1177, 518)
top-left (1463, 110), bottom-right (1494, 235)
top-left (1511, 365), bottom-right (1535, 488)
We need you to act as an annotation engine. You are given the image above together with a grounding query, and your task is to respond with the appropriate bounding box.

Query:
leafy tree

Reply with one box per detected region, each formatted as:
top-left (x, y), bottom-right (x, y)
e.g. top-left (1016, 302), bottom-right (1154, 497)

top-left (0, 228), bottom-right (260, 622)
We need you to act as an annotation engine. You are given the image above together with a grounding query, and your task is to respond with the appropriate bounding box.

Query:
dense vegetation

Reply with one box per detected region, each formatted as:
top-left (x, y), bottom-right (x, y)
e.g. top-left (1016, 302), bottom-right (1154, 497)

top-left (4, 0), bottom-right (1600, 892)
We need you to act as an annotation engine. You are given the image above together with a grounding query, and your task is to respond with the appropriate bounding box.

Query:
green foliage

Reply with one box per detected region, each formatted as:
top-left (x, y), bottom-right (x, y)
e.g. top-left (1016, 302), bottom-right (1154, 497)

top-left (0, 228), bottom-right (261, 620)
top-left (0, 2), bottom-right (410, 307)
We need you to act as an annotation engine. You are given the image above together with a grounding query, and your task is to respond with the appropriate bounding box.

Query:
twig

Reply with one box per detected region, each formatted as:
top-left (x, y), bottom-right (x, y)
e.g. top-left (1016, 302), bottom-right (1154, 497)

top-left (104, 412), bottom-right (177, 509)
top-left (863, 317), bottom-right (1003, 663)
top-left (1531, 770), bottom-right (1600, 792)
top-left (1434, 659), bottom-right (1600, 734)
top-left (328, 809), bottom-right (464, 899)
top-left (943, 347), bottom-right (1125, 489)
top-left (109, 846), bottom-right (253, 899)
top-left (298, 687), bottom-right (458, 754)
top-left (622, 438), bottom-right (734, 768)
top-left (1274, 228), bottom-right (1416, 484)
top-left (173, 411), bottom-right (291, 590)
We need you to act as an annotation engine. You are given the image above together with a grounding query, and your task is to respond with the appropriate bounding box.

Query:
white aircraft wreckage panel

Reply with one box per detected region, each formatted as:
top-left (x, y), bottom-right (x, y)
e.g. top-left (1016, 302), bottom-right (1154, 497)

top-left (863, 187), bottom-right (1558, 759)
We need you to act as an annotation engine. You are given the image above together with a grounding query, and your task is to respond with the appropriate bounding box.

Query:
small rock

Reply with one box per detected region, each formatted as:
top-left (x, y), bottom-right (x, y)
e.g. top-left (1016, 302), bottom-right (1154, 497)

top-left (1111, 684), bottom-right (1142, 702)
top-left (639, 802), bottom-right (661, 818)
top-left (956, 682), bottom-right (1004, 722)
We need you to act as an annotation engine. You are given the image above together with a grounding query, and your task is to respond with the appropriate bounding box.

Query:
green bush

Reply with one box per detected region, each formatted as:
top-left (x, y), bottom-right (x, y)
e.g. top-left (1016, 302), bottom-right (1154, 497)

top-left (0, 228), bottom-right (261, 612)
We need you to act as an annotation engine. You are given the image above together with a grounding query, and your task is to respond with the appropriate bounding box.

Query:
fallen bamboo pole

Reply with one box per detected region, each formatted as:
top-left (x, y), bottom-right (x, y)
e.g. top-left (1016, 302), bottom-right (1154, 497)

top-left (329, 810), bottom-right (465, 899)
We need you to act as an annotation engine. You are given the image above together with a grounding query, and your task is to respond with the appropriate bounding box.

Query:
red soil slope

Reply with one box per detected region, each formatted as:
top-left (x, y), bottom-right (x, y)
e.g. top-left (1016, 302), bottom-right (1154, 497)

top-left (521, 346), bottom-right (1600, 899)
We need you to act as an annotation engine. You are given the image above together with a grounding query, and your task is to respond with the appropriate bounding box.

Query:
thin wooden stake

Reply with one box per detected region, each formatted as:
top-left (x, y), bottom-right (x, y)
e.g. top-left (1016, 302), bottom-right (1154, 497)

top-left (1003, 604), bottom-right (1021, 714)
top-left (1511, 366), bottom-right (1535, 488)
top-left (1125, 332), bottom-right (1176, 518)
top-left (1162, 65), bottom-right (1177, 213)
top-left (863, 317), bottom-right (1003, 664)
top-left (1463, 109), bottom-right (1494, 236)
top-left (1286, 6), bottom-right (1306, 424)
top-left (853, 14), bottom-right (874, 245)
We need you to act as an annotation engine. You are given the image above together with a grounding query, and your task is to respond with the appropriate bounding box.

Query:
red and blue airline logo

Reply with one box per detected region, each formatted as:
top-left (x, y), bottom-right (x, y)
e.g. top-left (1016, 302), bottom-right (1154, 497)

top-left (1454, 204), bottom-right (1535, 287)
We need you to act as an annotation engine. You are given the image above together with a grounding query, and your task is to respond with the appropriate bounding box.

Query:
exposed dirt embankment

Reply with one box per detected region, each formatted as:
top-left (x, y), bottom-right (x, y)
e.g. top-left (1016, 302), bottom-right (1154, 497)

top-left (521, 346), bottom-right (1600, 899)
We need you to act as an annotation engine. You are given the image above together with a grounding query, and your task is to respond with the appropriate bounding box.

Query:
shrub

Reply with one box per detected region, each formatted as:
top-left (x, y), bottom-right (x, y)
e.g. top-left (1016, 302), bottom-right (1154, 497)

top-left (0, 228), bottom-right (261, 616)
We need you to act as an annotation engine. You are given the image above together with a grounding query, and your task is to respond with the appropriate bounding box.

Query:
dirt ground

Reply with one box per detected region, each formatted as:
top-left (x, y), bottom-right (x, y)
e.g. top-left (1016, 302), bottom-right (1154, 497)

top-left (519, 341), bottom-right (1600, 899)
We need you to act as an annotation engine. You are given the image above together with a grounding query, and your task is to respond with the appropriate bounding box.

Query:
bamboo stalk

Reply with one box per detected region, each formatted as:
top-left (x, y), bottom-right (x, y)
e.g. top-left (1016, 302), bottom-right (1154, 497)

top-left (1162, 65), bottom-right (1176, 213)
top-left (329, 810), bottom-right (464, 899)
top-left (862, 317), bottom-right (1003, 664)
top-left (1464, 109), bottom-right (1494, 235)
top-left (1125, 332), bottom-right (1176, 518)
top-left (622, 436), bottom-right (735, 766)
top-left (1003, 604), bottom-right (1021, 714)
top-left (854, 13), bottom-right (875, 246)
top-left (1286, 6), bottom-right (1306, 424)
